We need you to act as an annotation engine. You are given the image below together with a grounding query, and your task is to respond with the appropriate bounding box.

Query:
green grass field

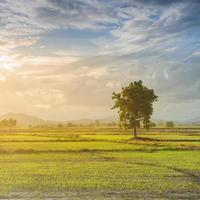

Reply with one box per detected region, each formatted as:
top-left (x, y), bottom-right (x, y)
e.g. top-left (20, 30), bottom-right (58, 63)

top-left (0, 127), bottom-right (199, 199)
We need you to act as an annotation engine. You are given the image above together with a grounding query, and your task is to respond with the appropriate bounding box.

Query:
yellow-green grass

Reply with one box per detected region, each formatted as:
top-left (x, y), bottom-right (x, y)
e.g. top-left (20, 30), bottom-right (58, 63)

top-left (80, 134), bottom-right (133, 141)
top-left (0, 133), bottom-right (83, 142)
top-left (80, 132), bottom-right (200, 141)
top-left (79, 133), bottom-right (200, 151)
top-left (0, 135), bottom-right (66, 142)
top-left (140, 132), bottom-right (200, 140)
top-left (0, 151), bottom-right (199, 199)
top-left (0, 128), bottom-right (199, 199)
top-left (0, 141), bottom-right (147, 153)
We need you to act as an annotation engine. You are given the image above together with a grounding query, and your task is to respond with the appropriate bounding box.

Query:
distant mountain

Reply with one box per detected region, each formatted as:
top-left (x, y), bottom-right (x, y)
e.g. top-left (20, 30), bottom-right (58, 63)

top-left (152, 117), bottom-right (200, 125)
top-left (0, 113), bottom-right (50, 127)
top-left (99, 115), bottom-right (118, 123)
top-left (66, 116), bottom-right (118, 125)
top-left (179, 117), bottom-right (200, 125)
top-left (66, 118), bottom-right (94, 125)
top-left (151, 118), bottom-right (167, 124)
top-left (0, 113), bottom-right (118, 127)
top-left (0, 112), bottom-right (199, 127)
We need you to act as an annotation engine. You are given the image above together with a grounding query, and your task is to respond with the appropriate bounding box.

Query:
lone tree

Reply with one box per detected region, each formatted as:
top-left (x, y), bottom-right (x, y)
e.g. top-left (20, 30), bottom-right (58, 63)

top-left (112, 80), bottom-right (158, 138)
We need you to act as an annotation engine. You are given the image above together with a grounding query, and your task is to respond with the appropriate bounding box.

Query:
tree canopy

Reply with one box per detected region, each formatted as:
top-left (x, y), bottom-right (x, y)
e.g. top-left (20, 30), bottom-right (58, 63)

top-left (0, 118), bottom-right (17, 129)
top-left (112, 80), bottom-right (158, 138)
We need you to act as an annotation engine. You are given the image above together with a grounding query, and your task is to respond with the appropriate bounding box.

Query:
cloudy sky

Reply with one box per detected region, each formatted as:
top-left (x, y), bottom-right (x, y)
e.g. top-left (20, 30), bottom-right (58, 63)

top-left (0, 0), bottom-right (200, 121)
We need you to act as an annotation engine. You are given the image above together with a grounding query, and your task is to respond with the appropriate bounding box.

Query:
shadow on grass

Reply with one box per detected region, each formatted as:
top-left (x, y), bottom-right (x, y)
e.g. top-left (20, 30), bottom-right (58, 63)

top-left (129, 137), bottom-right (200, 142)
top-left (0, 147), bottom-right (199, 155)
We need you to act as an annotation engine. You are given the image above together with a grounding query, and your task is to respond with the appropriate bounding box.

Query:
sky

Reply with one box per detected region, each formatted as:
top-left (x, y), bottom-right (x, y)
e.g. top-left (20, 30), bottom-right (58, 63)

top-left (0, 0), bottom-right (200, 121)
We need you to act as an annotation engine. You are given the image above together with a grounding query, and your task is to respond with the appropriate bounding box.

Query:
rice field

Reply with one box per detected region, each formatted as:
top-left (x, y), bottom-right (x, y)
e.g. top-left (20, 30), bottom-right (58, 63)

top-left (0, 127), bottom-right (199, 199)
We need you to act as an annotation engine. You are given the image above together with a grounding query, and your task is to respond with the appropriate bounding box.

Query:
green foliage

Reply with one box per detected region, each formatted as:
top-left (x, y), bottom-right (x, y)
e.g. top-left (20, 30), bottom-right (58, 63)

top-left (112, 80), bottom-right (158, 137)
top-left (0, 118), bottom-right (17, 129)
top-left (149, 122), bottom-right (156, 128)
top-left (166, 121), bottom-right (175, 128)
top-left (67, 122), bottom-right (74, 127)
top-left (57, 123), bottom-right (63, 128)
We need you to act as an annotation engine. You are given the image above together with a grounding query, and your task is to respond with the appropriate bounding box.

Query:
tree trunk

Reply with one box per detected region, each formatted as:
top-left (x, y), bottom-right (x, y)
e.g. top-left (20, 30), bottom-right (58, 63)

top-left (133, 126), bottom-right (137, 139)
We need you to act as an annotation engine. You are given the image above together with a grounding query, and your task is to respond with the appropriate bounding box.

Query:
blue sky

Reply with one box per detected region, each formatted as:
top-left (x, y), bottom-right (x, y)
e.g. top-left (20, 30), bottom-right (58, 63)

top-left (0, 0), bottom-right (200, 121)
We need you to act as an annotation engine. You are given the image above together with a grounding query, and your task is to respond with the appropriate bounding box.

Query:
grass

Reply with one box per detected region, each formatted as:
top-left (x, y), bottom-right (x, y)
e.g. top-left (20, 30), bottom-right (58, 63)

top-left (0, 127), bottom-right (199, 199)
top-left (0, 141), bottom-right (146, 153)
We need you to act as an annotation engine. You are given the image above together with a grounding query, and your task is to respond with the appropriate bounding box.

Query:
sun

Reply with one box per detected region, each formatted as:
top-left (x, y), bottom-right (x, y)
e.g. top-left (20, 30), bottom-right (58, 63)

top-left (0, 54), bottom-right (20, 70)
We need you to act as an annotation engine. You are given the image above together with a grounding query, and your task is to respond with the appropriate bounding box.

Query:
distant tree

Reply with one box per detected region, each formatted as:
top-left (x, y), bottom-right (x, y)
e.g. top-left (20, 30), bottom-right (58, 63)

top-left (0, 118), bottom-right (17, 129)
top-left (150, 122), bottom-right (156, 128)
top-left (8, 118), bottom-right (17, 130)
top-left (112, 121), bottom-right (116, 126)
top-left (57, 123), bottom-right (63, 128)
top-left (166, 121), bottom-right (174, 128)
top-left (1, 119), bottom-right (8, 128)
top-left (112, 80), bottom-right (158, 138)
top-left (148, 122), bottom-right (156, 128)
top-left (106, 122), bottom-right (112, 127)
top-left (94, 120), bottom-right (100, 126)
top-left (89, 123), bottom-right (94, 127)
top-left (67, 122), bottom-right (73, 127)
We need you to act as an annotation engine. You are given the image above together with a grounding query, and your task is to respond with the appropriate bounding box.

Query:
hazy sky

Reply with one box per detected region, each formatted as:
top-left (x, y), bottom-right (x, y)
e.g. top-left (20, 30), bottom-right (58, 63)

top-left (0, 0), bottom-right (200, 121)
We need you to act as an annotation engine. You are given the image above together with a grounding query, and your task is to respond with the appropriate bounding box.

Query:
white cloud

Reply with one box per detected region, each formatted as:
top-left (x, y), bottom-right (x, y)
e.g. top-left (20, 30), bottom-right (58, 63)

top-left (0, 73), bottom-right (6, 81)
top-left (21, 55), bottom-right (79, 66)
top-left (0, 0), bottom-right (200, 120)
top-left (192, 51), bottom-right (200, 57)
top-left (0, 54), bottom-right (20, 70)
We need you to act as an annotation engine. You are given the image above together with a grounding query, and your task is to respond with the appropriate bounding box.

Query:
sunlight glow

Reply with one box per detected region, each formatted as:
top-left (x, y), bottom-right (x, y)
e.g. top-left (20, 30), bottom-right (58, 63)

top-left (0, 55), bottom-right (20, 70)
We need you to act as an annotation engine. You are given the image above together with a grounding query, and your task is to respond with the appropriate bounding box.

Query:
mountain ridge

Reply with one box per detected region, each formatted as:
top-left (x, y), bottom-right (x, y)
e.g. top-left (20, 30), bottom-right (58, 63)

top-left (0, 113), bottom-right (199, 127)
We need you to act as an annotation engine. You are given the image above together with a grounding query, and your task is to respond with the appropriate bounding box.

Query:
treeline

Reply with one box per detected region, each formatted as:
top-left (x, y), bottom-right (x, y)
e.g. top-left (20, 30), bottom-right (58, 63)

top-left (0, 118), bottom-right (17, 129)
top-left (157, 121), bottom-right (175, 128)
top-left (29, 121), bottom-right (158, 129)
top-left (29, 120), bottom-right (118, 129)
